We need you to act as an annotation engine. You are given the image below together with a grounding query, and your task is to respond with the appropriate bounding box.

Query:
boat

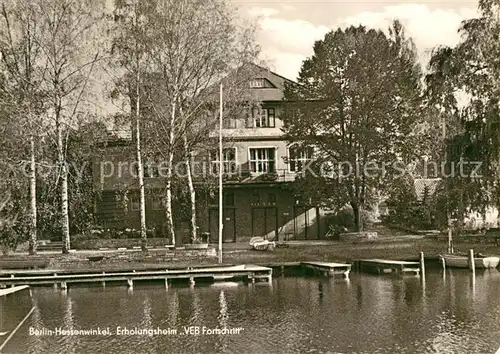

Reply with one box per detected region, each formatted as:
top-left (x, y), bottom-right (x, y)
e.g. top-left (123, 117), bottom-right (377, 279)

top-left (249, 237), bottom-right (275, 251)
top-left (441, 254), bottom-right (500, 269)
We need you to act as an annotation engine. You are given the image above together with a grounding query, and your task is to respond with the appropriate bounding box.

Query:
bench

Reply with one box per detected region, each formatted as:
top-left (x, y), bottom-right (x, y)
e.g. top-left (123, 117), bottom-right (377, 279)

top-left (37, 241), bottom-right (63, 251)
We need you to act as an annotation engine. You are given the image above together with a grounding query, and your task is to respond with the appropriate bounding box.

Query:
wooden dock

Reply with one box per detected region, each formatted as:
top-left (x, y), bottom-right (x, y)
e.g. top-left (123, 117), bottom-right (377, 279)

top-left (353, 259), bottom-right (420, 276)
top-left (0, 285), bottom-right (29, 297)
top-left (301, 261), bottom-right (351, 278)
top-left (0, 265), bottom-right (272, 289)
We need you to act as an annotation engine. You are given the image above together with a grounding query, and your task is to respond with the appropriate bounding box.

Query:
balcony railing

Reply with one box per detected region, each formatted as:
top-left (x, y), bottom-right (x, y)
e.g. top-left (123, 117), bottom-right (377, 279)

top-left (193, 168), bottom-right (299, 184)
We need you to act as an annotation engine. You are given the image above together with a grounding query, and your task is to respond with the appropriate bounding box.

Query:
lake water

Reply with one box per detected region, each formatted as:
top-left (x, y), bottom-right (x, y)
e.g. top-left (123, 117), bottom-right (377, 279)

top-left (1, 269), bottom-right (500, 354)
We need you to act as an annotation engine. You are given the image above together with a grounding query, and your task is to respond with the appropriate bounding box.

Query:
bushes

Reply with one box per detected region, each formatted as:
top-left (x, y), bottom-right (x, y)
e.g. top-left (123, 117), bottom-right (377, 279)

top-left (71, 237), bottom-right (170, 250)
top-left (75, 227), bottom-right (160, 241)
top-left (0, 190), bottom-right (30, 255)
top-left (325, 206), bottom-right (375, 232)
top-left (383, 177), bottom-right (442, 231)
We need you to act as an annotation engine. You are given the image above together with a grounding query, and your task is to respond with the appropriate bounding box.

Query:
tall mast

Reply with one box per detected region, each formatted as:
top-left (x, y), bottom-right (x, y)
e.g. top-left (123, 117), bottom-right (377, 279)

top-left (218, 83), bottom-right (223, 263)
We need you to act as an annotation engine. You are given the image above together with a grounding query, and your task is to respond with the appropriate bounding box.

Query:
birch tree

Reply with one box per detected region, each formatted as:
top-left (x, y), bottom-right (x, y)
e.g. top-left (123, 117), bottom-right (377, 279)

top-left (144, 0), bottom-right (259, 245)
top-left (0, 82), bottom-right (31, 254)
top-left (36, 0), bottom-right (105, 253)
top-left (111, 0), bottom-right (156, 251)
top-left (0, 0), bottom-right (46, 254)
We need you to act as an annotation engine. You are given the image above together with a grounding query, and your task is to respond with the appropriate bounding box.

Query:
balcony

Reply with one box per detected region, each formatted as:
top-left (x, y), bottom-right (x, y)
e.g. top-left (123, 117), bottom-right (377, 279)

top-left (194, 168), bottom-right (298, 185)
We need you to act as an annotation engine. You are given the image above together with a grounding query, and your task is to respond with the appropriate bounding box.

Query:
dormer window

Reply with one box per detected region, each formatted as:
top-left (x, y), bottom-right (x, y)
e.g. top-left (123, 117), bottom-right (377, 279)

top-left (249, 78), bottom-right (266, 88)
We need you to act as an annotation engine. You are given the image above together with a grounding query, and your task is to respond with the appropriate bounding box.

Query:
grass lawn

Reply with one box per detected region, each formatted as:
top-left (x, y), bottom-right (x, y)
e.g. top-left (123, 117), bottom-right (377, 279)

top-left (3, 238), bottom-right (499, 271)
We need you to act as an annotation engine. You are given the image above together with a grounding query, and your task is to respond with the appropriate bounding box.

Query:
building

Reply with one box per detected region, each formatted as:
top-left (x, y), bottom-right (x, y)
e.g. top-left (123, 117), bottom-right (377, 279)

top-left (92, 64), bottom-right (326, 244)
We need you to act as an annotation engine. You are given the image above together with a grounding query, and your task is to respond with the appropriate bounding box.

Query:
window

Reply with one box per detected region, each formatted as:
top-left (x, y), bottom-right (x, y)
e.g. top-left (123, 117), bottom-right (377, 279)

top-left (130, 194), bottom-right (140, 211)
top-left (249, 78), bottom-right (266, 88)
top-left (151, 195), bottom-right (163, 210)
top-left (223, 117), bottom-right (237, 129)
top-left (210, 147), bottom-right (237, 174)
top-left (251, 107), bottom-right (275, 128)
top-left (289, 145), bottom-right (314, 172)
top-left (249, 148), bottom-right (275, 173)
top-left (133, 163), bottom-right (158, 178)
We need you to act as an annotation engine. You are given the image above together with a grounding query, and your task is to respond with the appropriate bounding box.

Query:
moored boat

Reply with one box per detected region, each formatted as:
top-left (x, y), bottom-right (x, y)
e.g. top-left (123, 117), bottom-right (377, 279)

top-left (441, 254), bottom-right (500, 269)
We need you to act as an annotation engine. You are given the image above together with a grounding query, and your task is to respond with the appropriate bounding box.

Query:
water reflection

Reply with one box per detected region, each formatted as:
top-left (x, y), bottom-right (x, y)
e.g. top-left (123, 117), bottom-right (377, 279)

top-left (3, 271), bottom-right (500, 354)
top-left (218, 290), bottom-right (228, 328)
top-left (318, 282), bottom-right (324, 304)
top-left (63, 294), bottom-right (76, 353)
top-left (217, 290), bottom-right (229, 353)
top-left (166, 291), bottom-right (179, 328)
top-left (142, 297), bottom-right (152, 328)
top-left (470, 273), bottom-right (476, 300)
top-left (356, 284), bottom-right (363, 309)
top-left (190, 288), bottom-right (202, 325)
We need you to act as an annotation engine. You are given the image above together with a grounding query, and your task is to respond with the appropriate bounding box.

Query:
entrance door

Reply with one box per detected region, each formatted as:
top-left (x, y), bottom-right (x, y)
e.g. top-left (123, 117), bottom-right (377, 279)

top-left (252, 207), bottom-right (277, 239)
top-left (209, 208), bottom-right (236, 243)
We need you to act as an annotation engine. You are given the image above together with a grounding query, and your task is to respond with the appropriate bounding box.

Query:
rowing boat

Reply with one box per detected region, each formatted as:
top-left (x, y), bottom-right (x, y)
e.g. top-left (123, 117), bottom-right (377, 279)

top-left (442, 254), bottom-right (500, 269)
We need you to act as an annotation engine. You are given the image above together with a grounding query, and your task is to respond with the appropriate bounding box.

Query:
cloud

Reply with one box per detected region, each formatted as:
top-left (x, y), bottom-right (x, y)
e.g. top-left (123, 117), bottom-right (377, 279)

top-left (248, 3), bottom-right (479, 80)
top-left (259, 18), bottom-right (329, 54)
top-left (248, 7), bottom-right (329, 80)
top-left (247, 7), bottom-right (279, 18)
top-left (336, 4), bottom-right (480, 53)
top-left (280, 4), bottom-right (296, 12)
top-left (261, 49), bottom-right (306, 82)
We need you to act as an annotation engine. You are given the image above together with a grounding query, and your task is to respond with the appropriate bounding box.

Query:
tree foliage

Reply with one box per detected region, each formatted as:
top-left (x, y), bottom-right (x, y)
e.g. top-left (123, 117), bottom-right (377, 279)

top-left (283, 21), bottom-right (424, 231)
top-left (426, 0), bottom-right (500, 222)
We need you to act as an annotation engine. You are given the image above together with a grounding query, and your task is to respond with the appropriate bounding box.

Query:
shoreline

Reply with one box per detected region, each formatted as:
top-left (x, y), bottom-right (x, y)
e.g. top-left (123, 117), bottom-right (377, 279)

top-left (1, 239), bottom-right (500, 272)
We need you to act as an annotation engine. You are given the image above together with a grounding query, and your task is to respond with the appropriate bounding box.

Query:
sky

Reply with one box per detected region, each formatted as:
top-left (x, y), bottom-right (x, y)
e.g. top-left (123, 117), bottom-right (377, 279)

top-left (233, 0), bottom-right (480, 80)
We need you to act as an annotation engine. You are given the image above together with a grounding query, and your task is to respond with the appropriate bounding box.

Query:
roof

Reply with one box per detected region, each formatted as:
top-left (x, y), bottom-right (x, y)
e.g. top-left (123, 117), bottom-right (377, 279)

top-left (414, 178), bottom-right (441, 201)
top-left (204, 62), bottom-right (296, 103)
top-left (246, 63), bottom-right (295, 102)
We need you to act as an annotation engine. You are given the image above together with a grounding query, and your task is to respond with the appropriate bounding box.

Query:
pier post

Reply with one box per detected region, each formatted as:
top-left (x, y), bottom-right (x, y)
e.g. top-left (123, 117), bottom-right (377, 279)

top-left (419, 252), bottom-right (426, 280)
top-left (127, 279), bottom-right (134, 288)
top-left (440, 255), bottom-right (446, 270)
top-left (189, 277), bottom-right (195, 286)
top-left (165, 278), bottom-right (169, 289)
top-left (61, 282), bottom-right (67, 290)
top-left (468, 249), bottom-right (476, 274)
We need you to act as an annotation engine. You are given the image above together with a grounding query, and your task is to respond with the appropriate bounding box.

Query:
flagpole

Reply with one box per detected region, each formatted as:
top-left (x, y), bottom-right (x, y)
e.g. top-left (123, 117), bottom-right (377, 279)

top-left (218, 83), bottom-right (223, 264)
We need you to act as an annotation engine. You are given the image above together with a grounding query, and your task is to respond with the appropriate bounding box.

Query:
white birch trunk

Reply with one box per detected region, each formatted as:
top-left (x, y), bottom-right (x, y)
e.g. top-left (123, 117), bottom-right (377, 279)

top-left (28, 135), bottom-right (38, 255)
top-left (165, 149), bottom-right (175, 246)
top-left (135, 67), bottom-right (147, 251)
top-left (57, 119), bottom-right (70, 254)
top-left (184, 134), bottom-right (197, 242)
top-left (164, 100), bottom-right (176, 246)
